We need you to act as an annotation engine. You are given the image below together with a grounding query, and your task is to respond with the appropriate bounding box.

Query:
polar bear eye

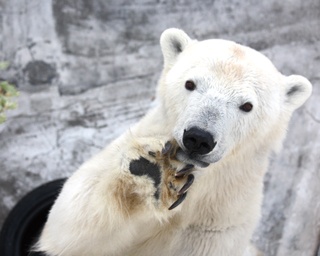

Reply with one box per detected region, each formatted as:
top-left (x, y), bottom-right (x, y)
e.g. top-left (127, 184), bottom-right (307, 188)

top-left (185, 80), bottom-right (196, 91)
top-left (239, 102), bottom-right (253, 112)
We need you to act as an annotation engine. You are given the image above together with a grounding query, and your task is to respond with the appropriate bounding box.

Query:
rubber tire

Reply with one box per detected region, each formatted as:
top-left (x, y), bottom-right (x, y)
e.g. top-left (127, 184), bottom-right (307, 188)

top-left (0, 178), bottom-right (67, 256)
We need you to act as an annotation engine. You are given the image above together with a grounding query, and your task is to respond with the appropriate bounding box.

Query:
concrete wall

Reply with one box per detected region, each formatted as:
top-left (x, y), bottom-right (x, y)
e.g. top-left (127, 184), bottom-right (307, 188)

top-left (0, 0), bottom-right (319, 255)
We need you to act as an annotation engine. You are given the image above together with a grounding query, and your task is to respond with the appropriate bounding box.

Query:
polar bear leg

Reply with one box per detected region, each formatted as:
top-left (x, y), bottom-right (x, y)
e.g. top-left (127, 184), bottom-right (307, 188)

top-left (36, 138), bottom-right (195, 255)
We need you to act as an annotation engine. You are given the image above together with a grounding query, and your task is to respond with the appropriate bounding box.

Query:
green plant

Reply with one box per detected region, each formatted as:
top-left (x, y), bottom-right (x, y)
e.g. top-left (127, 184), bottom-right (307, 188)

top-left (0, 62), bottom-right (19, 123)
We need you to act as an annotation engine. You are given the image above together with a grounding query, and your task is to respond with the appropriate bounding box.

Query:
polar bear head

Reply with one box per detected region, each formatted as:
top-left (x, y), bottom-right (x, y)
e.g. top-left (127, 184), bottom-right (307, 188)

top-left (158, 28), bottom-right (312, 167)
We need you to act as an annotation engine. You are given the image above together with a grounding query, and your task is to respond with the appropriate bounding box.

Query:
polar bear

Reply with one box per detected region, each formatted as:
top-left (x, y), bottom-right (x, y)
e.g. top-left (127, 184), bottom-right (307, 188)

top-left (36, 28), bottom-right (312, 256)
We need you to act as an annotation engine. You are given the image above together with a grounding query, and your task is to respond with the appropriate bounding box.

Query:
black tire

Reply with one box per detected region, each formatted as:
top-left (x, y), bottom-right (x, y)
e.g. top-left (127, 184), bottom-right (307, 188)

top-left (0, 178), bottom-right (67, 256)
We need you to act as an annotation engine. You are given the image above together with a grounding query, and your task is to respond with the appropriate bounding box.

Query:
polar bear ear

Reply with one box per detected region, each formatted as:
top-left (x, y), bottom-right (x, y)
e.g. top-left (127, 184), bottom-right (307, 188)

top-left (160, 28), bottom-right (192, 68)
top-left (284, 75), bottom-right (312, 110)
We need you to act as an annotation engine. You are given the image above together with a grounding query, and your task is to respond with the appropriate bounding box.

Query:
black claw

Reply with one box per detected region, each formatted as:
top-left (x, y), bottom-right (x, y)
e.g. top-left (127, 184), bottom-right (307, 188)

top-left (175, 164), bottom-right (194, 177)
top-left (162, 141), bottom-right (173, 155)
top-left (148, 151), bottom-right (156, 157)
top-left (168, 192), bottom-right (188, 210)
top-left (178, 174), bottom-right (194, 195)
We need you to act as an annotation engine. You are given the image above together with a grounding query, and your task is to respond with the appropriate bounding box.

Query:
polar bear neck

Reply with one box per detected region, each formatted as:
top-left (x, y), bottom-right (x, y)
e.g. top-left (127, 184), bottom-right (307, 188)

top-left (179, 146), bottom-right (269, 231)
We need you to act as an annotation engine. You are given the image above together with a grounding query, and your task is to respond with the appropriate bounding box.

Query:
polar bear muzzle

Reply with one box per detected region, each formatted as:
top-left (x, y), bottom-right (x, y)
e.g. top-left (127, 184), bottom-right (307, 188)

top-left (183, 127), bottom-right (216, 155)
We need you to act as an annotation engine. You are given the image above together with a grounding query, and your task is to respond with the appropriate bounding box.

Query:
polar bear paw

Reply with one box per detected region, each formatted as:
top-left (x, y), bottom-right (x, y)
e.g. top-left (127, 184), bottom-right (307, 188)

top-left (167, 166), bottom-right (194, 210)
top-left (129, 140), bottom-right (195, 211)
top-left (150, 141), bottom-right (195, 210)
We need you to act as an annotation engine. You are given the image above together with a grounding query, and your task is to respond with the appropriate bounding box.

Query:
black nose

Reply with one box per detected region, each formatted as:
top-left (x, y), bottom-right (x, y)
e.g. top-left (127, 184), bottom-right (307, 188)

top-left (183, 127), bottom-right (216, 155)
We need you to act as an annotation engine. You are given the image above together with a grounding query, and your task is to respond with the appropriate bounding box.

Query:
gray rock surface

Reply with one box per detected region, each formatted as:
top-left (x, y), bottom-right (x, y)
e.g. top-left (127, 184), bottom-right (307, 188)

top-left (0, 0), bottom-right (319, 255)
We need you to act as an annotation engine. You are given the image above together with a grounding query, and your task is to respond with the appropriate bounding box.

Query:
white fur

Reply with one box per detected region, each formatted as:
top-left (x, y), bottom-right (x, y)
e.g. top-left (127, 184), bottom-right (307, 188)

top-left (37, 28), bottom-right (312, 256)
